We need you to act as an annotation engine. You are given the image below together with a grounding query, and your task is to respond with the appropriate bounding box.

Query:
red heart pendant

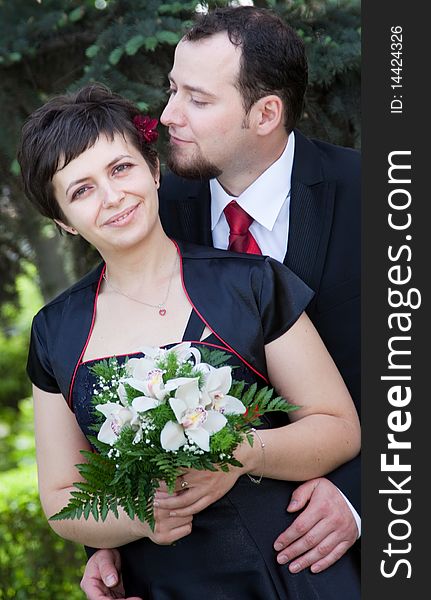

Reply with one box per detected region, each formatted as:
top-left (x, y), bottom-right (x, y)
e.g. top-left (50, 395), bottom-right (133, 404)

top-left (159, 308), bottom-right (167, 316)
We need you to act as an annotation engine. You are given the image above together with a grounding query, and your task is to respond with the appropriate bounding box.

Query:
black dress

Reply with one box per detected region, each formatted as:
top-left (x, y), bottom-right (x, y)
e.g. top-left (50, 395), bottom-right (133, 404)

top-left (28, 243), bottom-right (360, 598)
top-left (73, 310), bottom-right (360, 599)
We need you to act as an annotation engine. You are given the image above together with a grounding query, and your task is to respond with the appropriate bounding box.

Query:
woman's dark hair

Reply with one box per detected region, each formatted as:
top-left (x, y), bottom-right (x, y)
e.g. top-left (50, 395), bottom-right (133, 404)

top-left (185, 6), bottom-right (308, 133)
top-left (17, 83), bottom-right (159, 223)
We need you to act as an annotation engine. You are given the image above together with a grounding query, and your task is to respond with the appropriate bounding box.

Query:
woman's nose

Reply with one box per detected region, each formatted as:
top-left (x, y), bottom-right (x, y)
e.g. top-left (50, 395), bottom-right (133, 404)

top-left (101, 182), bottom-right (125, 208)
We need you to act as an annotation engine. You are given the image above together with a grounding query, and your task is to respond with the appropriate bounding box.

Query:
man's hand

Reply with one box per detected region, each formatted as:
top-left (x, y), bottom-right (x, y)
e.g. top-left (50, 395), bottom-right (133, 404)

top-left (80, 548), bottom-right (142, 600)
top-left (273, 478), bottom-right (359, 573)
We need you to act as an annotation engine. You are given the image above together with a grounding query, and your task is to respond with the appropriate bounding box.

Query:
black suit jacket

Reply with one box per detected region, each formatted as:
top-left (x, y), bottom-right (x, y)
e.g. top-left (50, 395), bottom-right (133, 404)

top-left (159, 129), bottom-right (361, 514)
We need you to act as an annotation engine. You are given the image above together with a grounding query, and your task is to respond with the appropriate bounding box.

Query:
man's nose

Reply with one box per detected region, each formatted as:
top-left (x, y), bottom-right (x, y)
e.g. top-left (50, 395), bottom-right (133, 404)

top-left (160, 95), bottom-right (185, 127)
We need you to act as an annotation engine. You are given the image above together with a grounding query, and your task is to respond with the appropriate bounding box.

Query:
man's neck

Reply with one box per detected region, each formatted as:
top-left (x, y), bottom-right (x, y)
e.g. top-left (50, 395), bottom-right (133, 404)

top-left (217, 133), bottom-right (289, 197)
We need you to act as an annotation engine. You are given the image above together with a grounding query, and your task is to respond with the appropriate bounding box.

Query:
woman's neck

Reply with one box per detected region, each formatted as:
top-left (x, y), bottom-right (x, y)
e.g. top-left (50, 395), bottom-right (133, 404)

top-left (100, 230), bottom-right (177, 290)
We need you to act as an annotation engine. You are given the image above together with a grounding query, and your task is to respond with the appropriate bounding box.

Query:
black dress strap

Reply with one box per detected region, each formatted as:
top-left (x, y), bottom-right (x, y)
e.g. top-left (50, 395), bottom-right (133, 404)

top-left (182, 309), bottom-right (207, 341)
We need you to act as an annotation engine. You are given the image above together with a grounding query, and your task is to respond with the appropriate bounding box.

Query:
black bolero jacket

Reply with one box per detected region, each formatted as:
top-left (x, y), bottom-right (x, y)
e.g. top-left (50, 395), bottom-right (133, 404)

top-left (27, 240), bottom-right (313, 405)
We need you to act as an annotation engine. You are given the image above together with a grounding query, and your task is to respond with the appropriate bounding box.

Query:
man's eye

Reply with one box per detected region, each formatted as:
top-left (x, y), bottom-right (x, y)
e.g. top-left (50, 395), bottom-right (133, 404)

top-left (191, 99), bottom-right (208, 107)
top-left (166, 88), bottom-right (177, 96)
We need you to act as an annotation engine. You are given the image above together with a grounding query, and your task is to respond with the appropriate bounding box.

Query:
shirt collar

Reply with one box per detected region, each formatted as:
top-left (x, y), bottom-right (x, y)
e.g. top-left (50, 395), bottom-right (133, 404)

top-left (210, 131), bottom-right (295, 232)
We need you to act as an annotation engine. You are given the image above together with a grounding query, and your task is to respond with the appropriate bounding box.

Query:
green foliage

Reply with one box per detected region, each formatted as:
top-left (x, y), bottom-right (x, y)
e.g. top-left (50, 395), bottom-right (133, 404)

top-left (0, 398), bottom-right (34, 472)
top-left (0, 267), bottom-right (43, 408)
top-left (157, 350), bottom-right (202, 382)
top-left (273, 0), bottom-right (361, 148)
top-left (0, 331), bottom-right (31, 410)
top-left (0, 464), bottom-right (86, 599)
top-left (0, 398), bottom-right (85, 597)
top-left (199, 346), bottom-right (232, 367)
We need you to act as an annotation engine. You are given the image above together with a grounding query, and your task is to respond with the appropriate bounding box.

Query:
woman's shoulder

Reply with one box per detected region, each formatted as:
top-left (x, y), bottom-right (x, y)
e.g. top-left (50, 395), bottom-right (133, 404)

top-left (175, 239), bottom-right (270, 268)
top-left (33, 262), bottom-right (104, 323)
top-left (175, 239), bottom-right (311, 287)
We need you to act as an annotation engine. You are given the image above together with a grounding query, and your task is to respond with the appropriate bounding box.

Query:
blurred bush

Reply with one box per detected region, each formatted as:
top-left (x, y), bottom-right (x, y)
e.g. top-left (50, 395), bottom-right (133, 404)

top-left (0, 464), bottom-right (86, 599)
top-left (0, 332), bottom-right (31, 410)
top-left (0, 267), bottom-right (41, 409)
top-left (0, 398), bottom-right (34, 472)
top-left (0, 399), bottom-right (86, 598)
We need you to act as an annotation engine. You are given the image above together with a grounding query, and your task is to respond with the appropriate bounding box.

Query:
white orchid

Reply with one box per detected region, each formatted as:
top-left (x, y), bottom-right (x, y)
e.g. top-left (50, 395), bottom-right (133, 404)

top-left (96, 402), bottom-right (138, 445)
top-left (122, 367), bottom-right (168, 403)
top-left (160, 377), bottom-right (227, 452)
top-left (119, 342), bottom-right (202, 404)
top-left (137, 342), bottom-right (202, 366)
top-left (169, 342), bottom-right (202, 365)
top-left (200, 365), bottom-right (246, 415)
top-left (96, 396), bottom-right (155, 446)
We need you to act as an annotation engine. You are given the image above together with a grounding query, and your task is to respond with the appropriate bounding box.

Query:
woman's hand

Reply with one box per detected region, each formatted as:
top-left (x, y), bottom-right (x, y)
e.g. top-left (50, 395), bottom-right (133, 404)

top-left (144, 504), bottom-right (193, 545)
top-left (154, 464), bottom-right (245, 518)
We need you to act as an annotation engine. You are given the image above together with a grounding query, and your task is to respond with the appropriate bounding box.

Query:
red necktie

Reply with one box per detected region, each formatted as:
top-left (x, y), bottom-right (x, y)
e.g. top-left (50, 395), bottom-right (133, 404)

top-left (224, 200), bottom-right (262, 255)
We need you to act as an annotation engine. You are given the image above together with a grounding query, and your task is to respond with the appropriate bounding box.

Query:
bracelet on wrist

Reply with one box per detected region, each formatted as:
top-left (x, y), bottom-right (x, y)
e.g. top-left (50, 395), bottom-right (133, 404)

top-left (246, 427), bottom-right (265, 485)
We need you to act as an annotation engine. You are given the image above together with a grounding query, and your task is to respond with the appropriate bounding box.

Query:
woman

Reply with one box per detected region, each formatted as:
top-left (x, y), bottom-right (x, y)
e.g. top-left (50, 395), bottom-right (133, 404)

top-left (19, 84), bottom-right (360, 598)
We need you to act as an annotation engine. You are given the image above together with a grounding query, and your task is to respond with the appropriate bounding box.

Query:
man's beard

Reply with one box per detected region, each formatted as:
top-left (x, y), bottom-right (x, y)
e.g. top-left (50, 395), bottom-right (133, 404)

top-left (166, 144), bottom-right (222, 180)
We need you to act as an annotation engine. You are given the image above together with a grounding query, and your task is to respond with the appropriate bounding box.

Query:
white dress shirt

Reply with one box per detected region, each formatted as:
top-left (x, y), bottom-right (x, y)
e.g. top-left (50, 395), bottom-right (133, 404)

top-left (211, 131), bottom-right (294, 261)
top-left (209, 131), bottom-right (361, 537)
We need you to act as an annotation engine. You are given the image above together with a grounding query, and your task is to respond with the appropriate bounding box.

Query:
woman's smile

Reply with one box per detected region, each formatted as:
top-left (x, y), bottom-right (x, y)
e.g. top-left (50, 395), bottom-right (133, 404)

top-left (102, 203), bottom-right (140, 227)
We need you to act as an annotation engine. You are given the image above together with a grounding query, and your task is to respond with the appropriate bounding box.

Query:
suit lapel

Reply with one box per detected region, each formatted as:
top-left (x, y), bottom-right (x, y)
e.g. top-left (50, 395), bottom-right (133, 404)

top-left (285, 130), bottom-right (336, 293)
top-left (177, 181), bottom-right (213, 246)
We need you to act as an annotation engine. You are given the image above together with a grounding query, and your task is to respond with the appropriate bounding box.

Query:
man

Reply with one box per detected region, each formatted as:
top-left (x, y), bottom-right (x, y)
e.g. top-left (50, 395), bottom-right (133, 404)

top-left (81, 6), bottom-right (361, 599)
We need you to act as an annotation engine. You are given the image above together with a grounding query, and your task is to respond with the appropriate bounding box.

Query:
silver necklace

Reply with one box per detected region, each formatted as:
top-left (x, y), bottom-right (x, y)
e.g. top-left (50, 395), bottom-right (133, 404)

top-left (102, 254), bottom-right (178, 317)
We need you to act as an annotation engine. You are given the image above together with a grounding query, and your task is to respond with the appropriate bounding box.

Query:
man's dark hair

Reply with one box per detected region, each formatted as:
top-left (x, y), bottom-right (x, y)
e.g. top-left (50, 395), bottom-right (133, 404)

top-left (185, 6), bottom-right (308, 132)
top-left (17, 83), bottom-right (159, 223)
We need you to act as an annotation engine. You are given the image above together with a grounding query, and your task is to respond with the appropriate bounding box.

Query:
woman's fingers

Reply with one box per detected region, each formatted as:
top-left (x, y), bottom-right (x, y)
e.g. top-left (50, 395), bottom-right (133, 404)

top-left (150, 506), bottom-right (193, 545)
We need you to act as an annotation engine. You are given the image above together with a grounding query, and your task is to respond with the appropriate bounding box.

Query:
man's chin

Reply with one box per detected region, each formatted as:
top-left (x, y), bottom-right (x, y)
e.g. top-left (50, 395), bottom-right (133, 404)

top-left (166, 151), bottom-right (222, 181)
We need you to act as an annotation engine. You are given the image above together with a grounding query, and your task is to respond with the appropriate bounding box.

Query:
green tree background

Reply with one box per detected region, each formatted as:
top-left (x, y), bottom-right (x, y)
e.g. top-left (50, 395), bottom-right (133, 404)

top-left (0, 1), bottom-right (360, 597)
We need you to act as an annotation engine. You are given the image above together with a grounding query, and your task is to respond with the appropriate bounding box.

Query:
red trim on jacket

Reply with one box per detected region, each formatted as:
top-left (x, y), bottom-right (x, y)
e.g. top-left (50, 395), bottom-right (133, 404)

top-left (67, 265), bottom-right (106, 408)
top-left (172, 239), bottom-right (269, 384)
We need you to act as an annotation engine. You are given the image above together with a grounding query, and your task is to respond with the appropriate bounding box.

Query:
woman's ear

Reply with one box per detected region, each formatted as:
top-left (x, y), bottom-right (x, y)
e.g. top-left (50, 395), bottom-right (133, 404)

top-left (154, 159), bottom-right (161, 189)
top-left (54, 219), bottom-right (78, 235)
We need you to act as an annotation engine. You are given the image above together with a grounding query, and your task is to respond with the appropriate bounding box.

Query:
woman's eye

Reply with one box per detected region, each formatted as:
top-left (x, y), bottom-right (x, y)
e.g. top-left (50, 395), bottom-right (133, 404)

top-left (166, 87), bottom-right (177, 97)
top-left (72, 186), bottom-right (90, 200)
top-left (113, 163), bottom-right (132, 175)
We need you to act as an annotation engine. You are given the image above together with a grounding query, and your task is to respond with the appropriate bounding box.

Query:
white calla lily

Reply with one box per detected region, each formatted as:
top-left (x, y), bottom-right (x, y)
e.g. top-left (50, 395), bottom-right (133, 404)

top-left (160, 377), bottom-right (227, 452)
top-left (201, 365), bottom-right (246, 415)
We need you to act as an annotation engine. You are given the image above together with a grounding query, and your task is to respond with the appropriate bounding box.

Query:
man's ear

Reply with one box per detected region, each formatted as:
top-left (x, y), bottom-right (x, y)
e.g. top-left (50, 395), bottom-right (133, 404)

top-left (54, 219), bottom-right (78, 235)
top-left (254, 95), bottom-right (284, 136)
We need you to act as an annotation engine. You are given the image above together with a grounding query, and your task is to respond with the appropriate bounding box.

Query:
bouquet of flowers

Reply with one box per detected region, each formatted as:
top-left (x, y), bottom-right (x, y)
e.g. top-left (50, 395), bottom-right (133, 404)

top-left (51, 343), bottom-right (298, 529)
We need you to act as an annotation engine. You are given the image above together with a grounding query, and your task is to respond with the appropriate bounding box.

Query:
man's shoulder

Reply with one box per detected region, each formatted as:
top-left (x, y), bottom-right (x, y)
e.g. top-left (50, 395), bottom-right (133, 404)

top-left (160, 170), bottom-right (208, 200)
top-left (313, 137), bottom-right (360, 173)
top-left (294, 129), bottom-right (360, 182)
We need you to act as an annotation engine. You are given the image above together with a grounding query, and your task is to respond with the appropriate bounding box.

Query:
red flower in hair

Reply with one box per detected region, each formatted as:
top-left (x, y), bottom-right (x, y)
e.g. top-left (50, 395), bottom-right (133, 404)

top-left (133, 115), bottom-right (159, 143)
